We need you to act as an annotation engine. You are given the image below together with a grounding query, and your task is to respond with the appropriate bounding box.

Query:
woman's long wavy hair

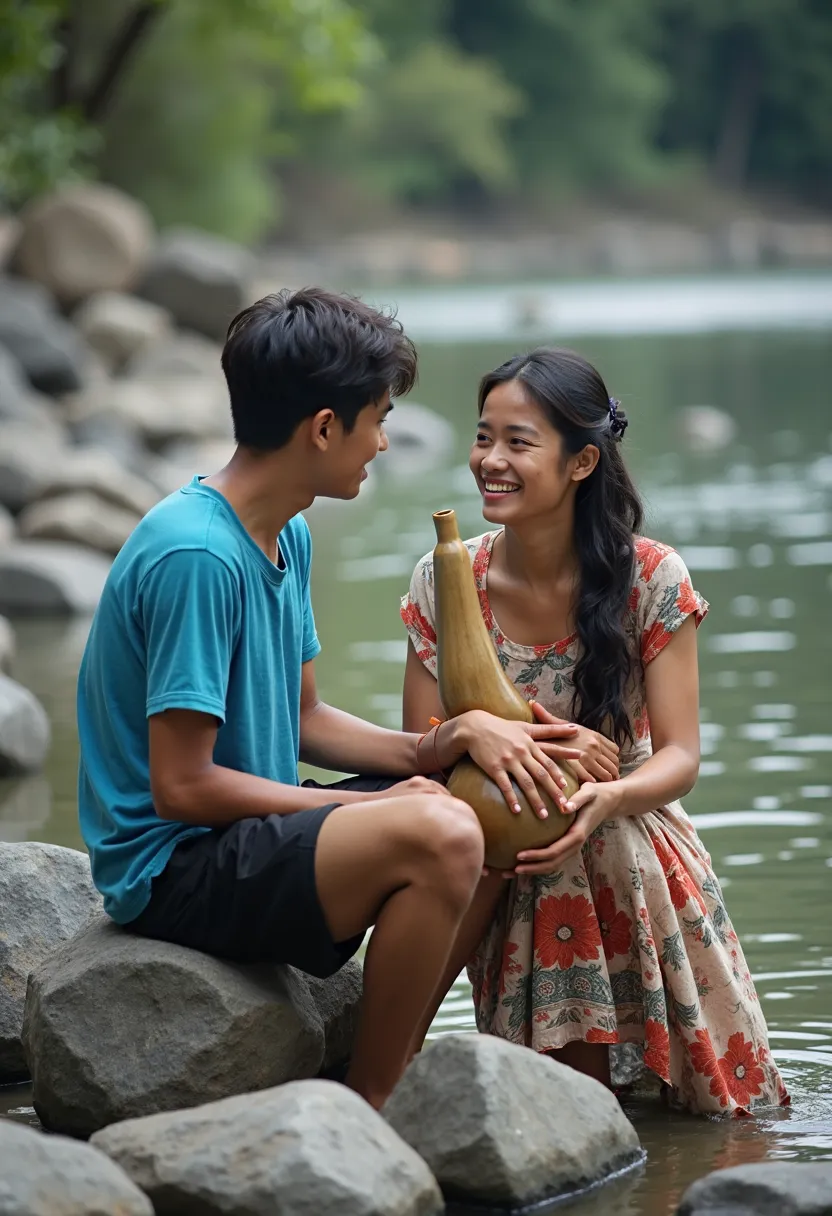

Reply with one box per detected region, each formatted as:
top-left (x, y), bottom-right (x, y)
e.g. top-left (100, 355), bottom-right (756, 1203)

top-left (478, 348), bottom-right (643, 746)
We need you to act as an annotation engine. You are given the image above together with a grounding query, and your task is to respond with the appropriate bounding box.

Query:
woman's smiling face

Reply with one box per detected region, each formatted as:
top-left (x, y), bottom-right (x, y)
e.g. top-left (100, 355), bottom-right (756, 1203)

top-left (470, 378), bottom-right (580, 525)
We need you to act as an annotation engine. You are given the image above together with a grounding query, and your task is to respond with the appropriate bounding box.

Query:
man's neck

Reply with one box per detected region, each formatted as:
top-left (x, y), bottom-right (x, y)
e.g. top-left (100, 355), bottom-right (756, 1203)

top-left (203, 447), bottom-right (314, 563)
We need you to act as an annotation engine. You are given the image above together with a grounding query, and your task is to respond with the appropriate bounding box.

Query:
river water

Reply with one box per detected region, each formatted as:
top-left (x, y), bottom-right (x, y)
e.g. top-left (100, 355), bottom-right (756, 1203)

top-left (2, 277), bottom-right (831, 1213)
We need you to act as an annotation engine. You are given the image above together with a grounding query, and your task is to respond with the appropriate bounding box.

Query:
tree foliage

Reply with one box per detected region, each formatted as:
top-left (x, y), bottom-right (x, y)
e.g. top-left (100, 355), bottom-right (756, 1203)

top-left (1, 0), bottom-right (828, 239)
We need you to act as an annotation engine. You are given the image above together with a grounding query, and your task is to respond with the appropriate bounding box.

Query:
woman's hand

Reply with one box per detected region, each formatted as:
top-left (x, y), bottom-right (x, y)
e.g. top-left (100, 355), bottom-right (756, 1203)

top-left (531, 701), bottom-right (619, 784)
top-left (443, 710), bottom-right (582, 819)
top-left (506, 780), bottom-right (625, 876)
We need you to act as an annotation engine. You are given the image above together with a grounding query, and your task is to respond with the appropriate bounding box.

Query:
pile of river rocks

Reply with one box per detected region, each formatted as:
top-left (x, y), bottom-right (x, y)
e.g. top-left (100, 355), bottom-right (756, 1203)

top-left (0, 182), bottom-right (453, 782)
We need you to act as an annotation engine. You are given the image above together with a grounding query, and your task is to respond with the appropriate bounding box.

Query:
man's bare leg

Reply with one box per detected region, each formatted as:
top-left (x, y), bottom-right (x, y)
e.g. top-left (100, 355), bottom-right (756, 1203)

top-left (314, 792), bottom-right (485, 1109)
top-left (405, 869), bottom-right (508, 1058)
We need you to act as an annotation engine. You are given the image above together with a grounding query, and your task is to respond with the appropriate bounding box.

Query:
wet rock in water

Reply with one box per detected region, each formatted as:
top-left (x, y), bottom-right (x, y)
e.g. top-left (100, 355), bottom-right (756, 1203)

top-left (74, 291), bottom-right (172, 370)
top-left (22, 917), bottom-right (333, 1136)
top-left (0, 675), bottom-right (50, 777)
top-left (0, 541), bottom-right (112, 616)
top-left (678, 405), bottom-right (737, 454)
top-left (14, 184), bottom-right (154, 305)
top-left (305, 957), bottom-right (363, 1072)
top-left (381, 402), bottom-right (455, 475)
top-left (383, 1033), bottom-right (642, 1209)
top-left (91, 1079), bottom-right (442, 1216)
top-left (677, 1163), bottom-right (832, 1215)
top-left (19, 491), bottom-right (142, 557)
top-left (0, 842), bottom-right (101, 1082)
top-left (0, 276), bottom-right (88, 394)
top-left (0, 775), bottom-right (51, 842)
top-left (0, 1119), bottom-right (153, 1216)
top-left (0, 614), bottom-right (14, 672)
top-left (138, 228), bottom-right (256, 340)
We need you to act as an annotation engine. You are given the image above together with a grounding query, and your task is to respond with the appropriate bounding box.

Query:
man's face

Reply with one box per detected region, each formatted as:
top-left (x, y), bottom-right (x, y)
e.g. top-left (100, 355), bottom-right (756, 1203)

top-left (316, 393), bottom-right (391, 499)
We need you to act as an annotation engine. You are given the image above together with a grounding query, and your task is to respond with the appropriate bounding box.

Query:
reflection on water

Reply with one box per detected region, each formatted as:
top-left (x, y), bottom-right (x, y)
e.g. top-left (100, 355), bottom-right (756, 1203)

top-left (2, 322), bottom-right (831, 1214)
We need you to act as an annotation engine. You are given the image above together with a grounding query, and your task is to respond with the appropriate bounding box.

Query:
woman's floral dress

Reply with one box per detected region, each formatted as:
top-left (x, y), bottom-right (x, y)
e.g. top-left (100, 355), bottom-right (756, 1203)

top-left (401, 531), bottom-right (789, 1116)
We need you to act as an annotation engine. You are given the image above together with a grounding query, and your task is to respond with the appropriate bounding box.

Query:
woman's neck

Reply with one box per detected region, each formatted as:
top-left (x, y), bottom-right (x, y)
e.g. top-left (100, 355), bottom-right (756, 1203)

top-left (499, 509), bottom-right (579, 594)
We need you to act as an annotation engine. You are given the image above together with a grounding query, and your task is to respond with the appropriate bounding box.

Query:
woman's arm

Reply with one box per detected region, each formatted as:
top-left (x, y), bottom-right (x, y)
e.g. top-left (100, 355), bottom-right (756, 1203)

top-left (511, 615), bottom-right (701, 875)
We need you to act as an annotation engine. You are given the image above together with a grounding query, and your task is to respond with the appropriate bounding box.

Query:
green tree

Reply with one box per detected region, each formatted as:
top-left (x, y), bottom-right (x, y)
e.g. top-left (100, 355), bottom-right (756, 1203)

top-left (0, 0), bottom-right (374, 239)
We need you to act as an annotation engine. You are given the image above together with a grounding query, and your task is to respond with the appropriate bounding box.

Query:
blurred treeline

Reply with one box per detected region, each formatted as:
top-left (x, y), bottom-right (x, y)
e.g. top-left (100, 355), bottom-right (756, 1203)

top-left (2, 0), bottom-right (830, 243)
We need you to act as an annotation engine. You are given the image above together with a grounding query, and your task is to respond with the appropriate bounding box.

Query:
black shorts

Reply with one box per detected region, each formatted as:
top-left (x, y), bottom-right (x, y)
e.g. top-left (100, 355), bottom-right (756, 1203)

top-left (125, 775), bottom-right (399, 979)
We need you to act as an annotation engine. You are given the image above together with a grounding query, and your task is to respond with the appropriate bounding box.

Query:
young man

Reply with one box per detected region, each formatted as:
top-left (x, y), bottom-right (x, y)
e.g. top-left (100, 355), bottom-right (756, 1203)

top-left (77, 288), bottom-right (581, 1108)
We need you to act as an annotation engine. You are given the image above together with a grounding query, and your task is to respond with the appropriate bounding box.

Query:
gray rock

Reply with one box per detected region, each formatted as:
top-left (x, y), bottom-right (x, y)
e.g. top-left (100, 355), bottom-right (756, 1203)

top-left (0, 541), bottom-right (111, 616)
top-left (0, 842), bottom-right (101, 1082)
top-left (14, 184), bottom-right (154, 305)
top-left (33, 446), bottom-right (160, 517)
top-left (383, 1033), bottom-right (643, 1209)
top-left (73, 291), bottom-right (172, 370)
top-left (19, 492), bottom-right (141, 557)
top-left (139, 228), bottom-right (256, 340)
top-left (381, 402), bottom-right (455, 476)
top-left (0, 345), bottom-right (36, 424)
top-left (125, 329), bottom-right (223, 380)
top-left (677, 1163), bottom-right (832, 1215)
top-left (68, 411), bottom-right (144, 468)
top-left (0, 1118), bottom-right (153, 1215)
top-left (0, 422), bottom-right (69, 513)
top-left (0, 615), bottom-right (14, 673)
top-left (68, 374), bottom-right (232, 448)
top-left (22, 917), bottom-right (327, 1136)
top-left (0, 675), bottom-right (50, 777)
top-left (679, 405), bottom-right (737, 454)
top-left (0, 276), bottom-right (88, 394)
top-left (0, 504), bottom-right (13, 548)
top-left (306, 957), bottom-right (363, 1072)
top-left (92, 1079), bottom-right (443, 1216)
top-left (0, 776), bottom-right (51, 843)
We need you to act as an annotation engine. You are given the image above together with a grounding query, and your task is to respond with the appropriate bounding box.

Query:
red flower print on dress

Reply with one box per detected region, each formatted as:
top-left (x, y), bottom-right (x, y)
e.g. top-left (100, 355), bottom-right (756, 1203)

top-left (534, 893), bottom-right (601, 970)
top-left (498, 939), bottom-right (522, 998)
top-left (594, 885), bottom-right (633, 961)
top-left (586, 1028), bottom-right (618, 1044)
top-left (643, 1018), bottom-right (670, 1079)
top-left (689, 1028), bottom-right (730, 1107)
top-left (636, 536), bottom-right (674, 583)
top-left (633, 703), bottom-right (650, 740)
top-left (651, 832), bottom-right (705, 914)
top-left (719, 1033), bottom-right (765, 1107)
top-left (400, 599), bottom-right (437, 646)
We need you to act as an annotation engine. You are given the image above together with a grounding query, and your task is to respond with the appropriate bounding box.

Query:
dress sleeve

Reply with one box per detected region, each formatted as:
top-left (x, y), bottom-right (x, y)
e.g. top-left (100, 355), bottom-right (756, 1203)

top-left (637, 546), bottom-right (709, 665)
top-left (400, 554), bottom-right (438, 677)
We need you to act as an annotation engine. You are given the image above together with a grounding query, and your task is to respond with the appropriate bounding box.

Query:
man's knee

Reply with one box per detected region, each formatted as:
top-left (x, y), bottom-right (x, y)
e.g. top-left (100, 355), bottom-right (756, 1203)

top-left (407, 794), bottom-right (484, 889)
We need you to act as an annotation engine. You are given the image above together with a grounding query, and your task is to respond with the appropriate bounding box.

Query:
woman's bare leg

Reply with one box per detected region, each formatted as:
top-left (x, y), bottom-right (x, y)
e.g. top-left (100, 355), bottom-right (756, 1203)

top-left (548, 1041), bottom-right (611, 1087)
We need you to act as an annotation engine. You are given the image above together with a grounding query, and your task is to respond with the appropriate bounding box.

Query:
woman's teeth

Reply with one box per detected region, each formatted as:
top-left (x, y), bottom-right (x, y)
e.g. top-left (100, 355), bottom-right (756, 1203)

top-left (484, 482), bottom-right (520, 493)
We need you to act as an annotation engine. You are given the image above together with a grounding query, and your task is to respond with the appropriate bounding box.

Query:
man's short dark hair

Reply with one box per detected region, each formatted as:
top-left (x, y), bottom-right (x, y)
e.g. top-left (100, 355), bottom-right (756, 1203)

top-left (221, 287), bottom-right (418, 450)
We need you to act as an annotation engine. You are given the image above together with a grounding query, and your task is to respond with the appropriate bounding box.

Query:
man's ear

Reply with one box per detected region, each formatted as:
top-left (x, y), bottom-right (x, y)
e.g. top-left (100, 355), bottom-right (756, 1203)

top-left (310, 408), bottom-right (336, 451)
top-left (570, 444), bottom-right (600, 482)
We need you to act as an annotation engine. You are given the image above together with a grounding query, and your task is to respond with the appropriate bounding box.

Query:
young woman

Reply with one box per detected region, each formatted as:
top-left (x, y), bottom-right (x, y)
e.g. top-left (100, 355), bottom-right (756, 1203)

top-left (401, 347), bottom-right (789, 1115)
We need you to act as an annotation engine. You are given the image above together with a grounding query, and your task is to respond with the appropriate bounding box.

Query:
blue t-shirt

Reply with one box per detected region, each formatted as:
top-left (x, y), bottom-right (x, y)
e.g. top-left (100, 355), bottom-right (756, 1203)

top-left (77, 476), bottom-right (321, 923)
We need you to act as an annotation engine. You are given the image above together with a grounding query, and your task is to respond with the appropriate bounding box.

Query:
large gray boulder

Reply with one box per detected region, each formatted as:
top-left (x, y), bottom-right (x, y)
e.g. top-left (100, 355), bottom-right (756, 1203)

top-left (677, 1163), bottom-right (832, 1215)
top-left (91, 1080), bottom-right (442, 1216)
top-left (32, 446), bottom-right (160, 517)
top-left (305, 958), bottom-right (363, 1072)
top-left (73, 291), bottom-right (172, 370)
top-left (14, 184), bottom-right (154, 305)
top-left (0, 345), bottom-right (38, 425)
top-left (68, 373), bottom-right (231, 448)
top-left (138, 228), bottom-right (256, 340)
top-left (0, 504), bottom-right (13, 548)
top-left (125, 329), bottom-right (223, 381)
top-left (19, 491), bottom-right (141, 557)
top-left (22, 917), bottom-right (355, 1136)
top-left (383, 1034), bottom-right (643, 1209)
top-left (0, 541), bottom-right (112, 616)
top-left (0, 1119), bottom-right (153, 1216)
top-left (0, 422), bottom-right (68, 513)
top-left (0, 842), bottom-right (101, 1082)
top-left (0, 675), bottom-right (50, 777)
top-left (0, 276), bottom-right (88, 394)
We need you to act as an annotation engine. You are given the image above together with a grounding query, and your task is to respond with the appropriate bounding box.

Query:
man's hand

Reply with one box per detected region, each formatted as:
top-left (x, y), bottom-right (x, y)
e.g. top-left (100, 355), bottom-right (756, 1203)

top-left (446, 710), bottom-right (582, 819)
top-left (531, 701), bottom-right (619, 784)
